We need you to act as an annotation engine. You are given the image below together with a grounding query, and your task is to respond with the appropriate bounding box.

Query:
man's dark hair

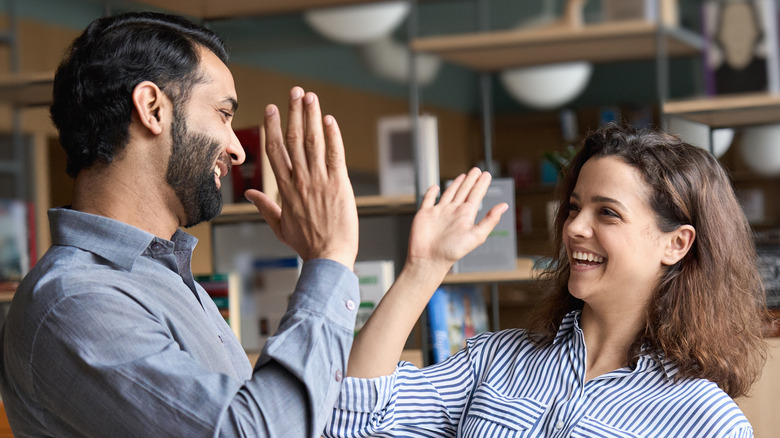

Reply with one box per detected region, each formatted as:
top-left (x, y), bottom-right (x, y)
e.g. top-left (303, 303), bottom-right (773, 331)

top-left (50, 12), bottom-right (228, 177)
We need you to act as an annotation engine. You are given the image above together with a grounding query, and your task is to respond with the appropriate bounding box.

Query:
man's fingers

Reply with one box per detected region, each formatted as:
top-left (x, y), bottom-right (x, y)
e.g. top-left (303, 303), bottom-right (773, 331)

top-left (244, 189), bottom-right (286, 244)
top-left (285, 87), bottom-right (308, 175)
top-left (303, 92), bottom-right (327, 176)
top-left (263, 104), bottom-right (292, 183)
top-left (323, 115), bottom-right (347, 177)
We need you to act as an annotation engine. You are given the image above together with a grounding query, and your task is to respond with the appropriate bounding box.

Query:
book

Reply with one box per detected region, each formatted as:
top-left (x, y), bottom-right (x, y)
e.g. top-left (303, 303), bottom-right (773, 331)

top-left (754, 229), bottom-right (780, 309)
top-left (378, 114), bottom-right (439, 197)
top-left (0, 199), bottom-right (35, 281)
top-left (227, 125), bottom-right (279, 206)
top-left (427, 285), bottom-right (489, 363)
top-left (353, 260), bottom-right (395, 334)
top-left (247, 256), bottom-right (302, 351)
top-left (451, 178), bottom-right (517, 273)
top-left (196, 273), bottom-right (242, 340)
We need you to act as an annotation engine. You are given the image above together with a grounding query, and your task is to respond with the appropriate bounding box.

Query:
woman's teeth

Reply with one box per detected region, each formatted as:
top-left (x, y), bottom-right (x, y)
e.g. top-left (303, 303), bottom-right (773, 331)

top-left (573, 251), bottom-right (604, 264)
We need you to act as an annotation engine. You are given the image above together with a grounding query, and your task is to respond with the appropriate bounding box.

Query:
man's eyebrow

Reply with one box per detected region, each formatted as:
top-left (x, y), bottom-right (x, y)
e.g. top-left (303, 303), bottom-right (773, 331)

top-left (223, 97), bottom-right (238, 113)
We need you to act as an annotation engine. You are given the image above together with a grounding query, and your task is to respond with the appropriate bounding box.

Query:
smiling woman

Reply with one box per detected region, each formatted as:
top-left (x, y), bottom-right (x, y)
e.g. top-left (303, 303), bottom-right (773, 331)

top-left (324, 123), bottom-right (770, 438)
top-left (536, 123), bottom-right (769, 397)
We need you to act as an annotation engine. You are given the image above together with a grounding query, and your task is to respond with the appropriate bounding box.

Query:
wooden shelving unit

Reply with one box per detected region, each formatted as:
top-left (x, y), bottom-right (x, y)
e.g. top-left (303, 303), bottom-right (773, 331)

top-left (213, 194), bottom-right (417, 224)
top-left (0, 71), bottom-right (54, 107)
top-left (663, 93), bottom-right (780, 128)
top-left (442, 257), bottom-right (539, 284)
top-left (411, 20), bottom-right (702, 72)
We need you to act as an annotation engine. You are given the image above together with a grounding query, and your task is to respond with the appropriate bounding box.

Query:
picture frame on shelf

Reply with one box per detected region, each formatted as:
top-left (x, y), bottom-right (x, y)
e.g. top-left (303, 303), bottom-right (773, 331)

top-left (377, 114), bottom-right (439, 197)
top-left (701, 0), bottom-right (779, 95)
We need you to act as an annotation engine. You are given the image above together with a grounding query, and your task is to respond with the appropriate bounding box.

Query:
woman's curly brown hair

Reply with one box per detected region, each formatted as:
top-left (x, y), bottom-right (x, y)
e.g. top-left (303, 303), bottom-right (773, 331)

top-left (531, 123), bottom-right (770, 398)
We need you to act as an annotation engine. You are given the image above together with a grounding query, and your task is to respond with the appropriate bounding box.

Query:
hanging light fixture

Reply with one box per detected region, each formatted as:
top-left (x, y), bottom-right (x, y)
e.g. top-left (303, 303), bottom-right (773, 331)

top-left (499, 62), bottom-right (593, 110)
top-left (740, 124), bottom-right (780, 176)
top-left (303, 1), bottom-right (410, 45)
top-left (359, 35), bottom-right (441, 85)
top-left (498, 0), bottom-right (592, 110)
top-left (666, 116), bottom-right (734, 158)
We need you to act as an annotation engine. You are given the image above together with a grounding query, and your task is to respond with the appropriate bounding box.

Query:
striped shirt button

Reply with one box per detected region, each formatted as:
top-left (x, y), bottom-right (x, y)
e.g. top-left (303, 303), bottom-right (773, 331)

top-left (335, 370), bottom-right (343, 382)
top-left (555, 421), bottom-right (565, 430)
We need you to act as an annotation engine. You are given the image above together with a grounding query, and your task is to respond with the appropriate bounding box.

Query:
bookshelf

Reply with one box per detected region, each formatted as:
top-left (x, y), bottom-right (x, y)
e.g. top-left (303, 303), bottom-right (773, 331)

top-left (442, 257), bottom-right (538, 285)
top-left (212, 194), bottom-right (417, 224)
top-left (410, 19), bottom-right (702, 71)
top-left (0, 71), bottom-right (54, 107)
top-left (663, 93), bottom-right (780, 128)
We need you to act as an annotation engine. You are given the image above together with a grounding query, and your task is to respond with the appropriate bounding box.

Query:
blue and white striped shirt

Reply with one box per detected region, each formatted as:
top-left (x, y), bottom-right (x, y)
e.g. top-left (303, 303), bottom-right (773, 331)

top-left (325, 311), bottom-right (752, 437)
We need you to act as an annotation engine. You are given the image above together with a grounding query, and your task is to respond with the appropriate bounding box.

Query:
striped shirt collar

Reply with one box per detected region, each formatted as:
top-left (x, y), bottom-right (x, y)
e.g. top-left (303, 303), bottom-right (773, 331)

top-left (553, 310), bottom-right (678, 379)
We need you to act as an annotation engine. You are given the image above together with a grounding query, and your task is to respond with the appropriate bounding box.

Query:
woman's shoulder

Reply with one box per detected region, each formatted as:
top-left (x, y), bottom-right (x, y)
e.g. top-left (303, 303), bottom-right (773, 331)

top-left (659, 377), bottom-right (751, 435)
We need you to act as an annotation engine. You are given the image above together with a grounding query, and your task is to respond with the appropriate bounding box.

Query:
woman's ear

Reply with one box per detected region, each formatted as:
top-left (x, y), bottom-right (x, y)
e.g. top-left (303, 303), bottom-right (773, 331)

top-left (131, 81), bottom-right (168, 136)
top-left (662, 225), bottom-right (695, 266)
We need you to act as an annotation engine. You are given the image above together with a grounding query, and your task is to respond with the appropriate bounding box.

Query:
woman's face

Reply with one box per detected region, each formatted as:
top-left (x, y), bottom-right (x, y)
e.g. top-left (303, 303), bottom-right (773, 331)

top-left (563, 156), bottom-right (671, 311)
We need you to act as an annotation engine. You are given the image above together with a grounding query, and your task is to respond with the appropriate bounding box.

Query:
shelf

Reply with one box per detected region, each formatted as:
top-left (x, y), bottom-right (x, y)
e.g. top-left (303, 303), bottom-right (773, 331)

top-left (135, 0), bottom-right (432, 19)
top-left (0, 71), bottom-right (54, 107)
top-left (442, 257), bottom-right (539, 284)
top-left (663, 93), bottom-right (780, 128)
top-left (410, 20), bottom-right (702, 72)
top-left (213, 194), bottom-right (417, 224)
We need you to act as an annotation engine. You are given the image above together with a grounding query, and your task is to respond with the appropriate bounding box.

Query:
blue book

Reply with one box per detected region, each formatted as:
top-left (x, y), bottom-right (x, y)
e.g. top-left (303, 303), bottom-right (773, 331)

top-left (427, 285), bottom-right (489, 364)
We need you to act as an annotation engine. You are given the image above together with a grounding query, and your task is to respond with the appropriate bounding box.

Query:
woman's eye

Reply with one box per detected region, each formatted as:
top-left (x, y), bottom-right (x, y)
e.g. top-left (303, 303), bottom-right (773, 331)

top-left (566, 202), bottom-right (580, 215)
top-left (600, 208), bottom-right (619, 218)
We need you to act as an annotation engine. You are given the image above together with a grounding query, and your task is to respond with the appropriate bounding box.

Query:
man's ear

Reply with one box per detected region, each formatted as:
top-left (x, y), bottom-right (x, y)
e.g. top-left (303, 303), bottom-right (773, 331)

top-left (662, 225), bottom-right (695, 266)
top-left (131, 81), bottom-right (168, 136)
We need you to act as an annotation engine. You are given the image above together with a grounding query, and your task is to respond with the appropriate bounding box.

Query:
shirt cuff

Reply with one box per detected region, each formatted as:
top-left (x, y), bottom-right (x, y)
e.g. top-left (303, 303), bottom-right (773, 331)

top-left (288, 258), bottom-right (360, 331)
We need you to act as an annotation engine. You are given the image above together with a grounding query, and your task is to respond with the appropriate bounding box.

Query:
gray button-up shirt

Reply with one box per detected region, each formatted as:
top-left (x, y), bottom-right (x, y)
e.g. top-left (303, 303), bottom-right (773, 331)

top-left (0, 208), bottom-right (359, 437)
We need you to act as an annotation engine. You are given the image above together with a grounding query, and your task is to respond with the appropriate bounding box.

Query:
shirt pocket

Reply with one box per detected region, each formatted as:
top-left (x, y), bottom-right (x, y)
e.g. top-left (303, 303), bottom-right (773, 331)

top-left (570, 416), bottom-right (645, 438)
top-left (461, 382), bottom-right (546, 437)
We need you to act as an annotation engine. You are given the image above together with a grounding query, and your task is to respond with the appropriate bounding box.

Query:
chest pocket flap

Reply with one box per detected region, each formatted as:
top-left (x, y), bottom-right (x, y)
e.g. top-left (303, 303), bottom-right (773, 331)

top-left (570, 416), bottom-right (644, 438)
top-left (465, 382), bottom-right (546, 431)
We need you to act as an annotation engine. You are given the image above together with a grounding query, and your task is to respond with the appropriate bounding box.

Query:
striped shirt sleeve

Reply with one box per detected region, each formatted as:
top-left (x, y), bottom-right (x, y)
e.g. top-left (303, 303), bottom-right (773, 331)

top-left (324, 333), bottom-right (494, 437)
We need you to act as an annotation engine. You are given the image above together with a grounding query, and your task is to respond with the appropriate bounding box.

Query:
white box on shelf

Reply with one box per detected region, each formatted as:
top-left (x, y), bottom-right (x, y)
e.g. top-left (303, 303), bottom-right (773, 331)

top-left (452, 178), bottom-right (517, 273)
top-left (353, 260), bottom-right (395, 334)
top-left (378, 114), bottom-right (439, 197)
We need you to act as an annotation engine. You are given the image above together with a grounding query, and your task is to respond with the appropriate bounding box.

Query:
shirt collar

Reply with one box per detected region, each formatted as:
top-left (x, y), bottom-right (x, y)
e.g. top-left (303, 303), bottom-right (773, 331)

top-left (552, 310), bottom-right (581, 345)
top-left (48, 208), bottom-right (197, 271)
top-left (552, 310), bottom-right (677, 378)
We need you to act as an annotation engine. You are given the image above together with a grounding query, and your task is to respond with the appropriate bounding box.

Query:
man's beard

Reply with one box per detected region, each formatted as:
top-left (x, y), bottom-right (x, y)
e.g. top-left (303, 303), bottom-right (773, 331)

top-left (166, 112), bottom-right (224, 228)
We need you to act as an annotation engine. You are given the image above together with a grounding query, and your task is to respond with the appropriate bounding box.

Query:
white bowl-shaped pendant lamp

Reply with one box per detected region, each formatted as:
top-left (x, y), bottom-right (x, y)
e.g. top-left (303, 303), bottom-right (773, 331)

top-left (740, 124), bottom-right (780, 176)
top-left (359, 35), bottom-right (441, 84)
top-left (499, 61), bottom-right (593, 110)
top-left (304, 1), bottom-right (410, 45)
top-left (666, 116), bottom-right (734, 158)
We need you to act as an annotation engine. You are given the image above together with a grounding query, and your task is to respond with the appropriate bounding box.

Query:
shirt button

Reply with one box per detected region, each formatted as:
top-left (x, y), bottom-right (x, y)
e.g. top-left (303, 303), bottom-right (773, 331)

top-left (151, 242), bottom-right (163, 252)
top-left (555, 421), bottom-right (565, 430)
top-left (335, 370), bottom-right (343, 382)
top-left (345, 300), bottom-right (356, 311)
